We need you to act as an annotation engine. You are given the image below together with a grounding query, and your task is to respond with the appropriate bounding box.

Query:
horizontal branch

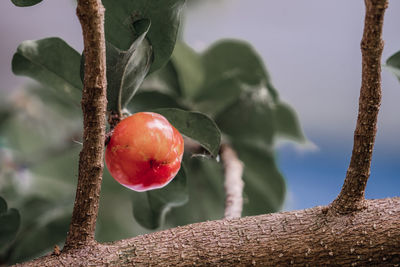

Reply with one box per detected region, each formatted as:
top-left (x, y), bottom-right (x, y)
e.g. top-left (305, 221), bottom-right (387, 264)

top-left (16, 198), bottom-right (400, 266)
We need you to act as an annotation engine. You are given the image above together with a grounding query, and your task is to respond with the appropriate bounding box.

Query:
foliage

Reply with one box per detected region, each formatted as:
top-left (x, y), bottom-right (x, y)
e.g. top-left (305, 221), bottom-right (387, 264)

top-left (386, 50), bottom-right (400, 83)
top-left (2, 0), bottom-right (305, 264)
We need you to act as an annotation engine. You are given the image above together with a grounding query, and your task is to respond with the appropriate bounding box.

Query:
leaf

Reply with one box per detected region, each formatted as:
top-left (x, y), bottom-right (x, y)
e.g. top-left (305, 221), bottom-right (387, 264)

top-left (12, 38), bottom-right (82, 104)
top-left (273, 101), bottom-right (306, 142)
top-left (165, 156), bottom-right (225, 226)
top-left (193, 77), bottom-right (243, 117)
top-left (154, 108), bottom-right (221, 157)
top-left (102, 0), bottom-right (185, 72)
top-left (105, 19), bottom-right (153, 112)
top-left (132, 166), bottom-right (188, 229)
top-left (127, 91), bottom-right (183, 113)
top-left (0, 196), bottom-right (21, 250)
top-left (201, 39), bottom-right (278, 100)
top-left (140, 61), bottom-right (181, 96)
top-left (232, 142), bottom-right (286, 215)
top-left (171, 42), bottom-right (205, 98)
top-left (386, 50), bottom-right (400, 83)
top-left (11, 0), bottom-right (42, 7)
top-left (216, 88), bottom-right (275, 146)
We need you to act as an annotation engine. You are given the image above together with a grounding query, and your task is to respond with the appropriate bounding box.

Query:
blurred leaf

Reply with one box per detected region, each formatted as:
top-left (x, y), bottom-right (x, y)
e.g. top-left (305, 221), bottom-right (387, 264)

top-left (201, 39), bottom-right (278, 100)
top-left (9, 214), bottom-right (70, 264)
top-left (216, 88), bottom-right (275, 145)
top-left (273, 101), bottom-right (305, 142)
top-left (386, 50), bottom-right (400, 83)
top-left (132, 166), bottom-right (188, 229)
top-left (194, 77), bottom-right (242, 117)
top-left (103, 0), bottom-right (185, 72)
top-left (232, 142), bottom-right (286, 215)
top-left (11, 0), bottom-right (42, 7)
top-left (139, 61), bottom-right (181, 96)
top-left (0, 196), bottom-right (21, 250)
top-left (165, 157), bottom-right (224, 226)
top-left (128, 91), bottom-right (183, 113)
top-left (154, 108), bottom-right (221, 157)
top-left (172, 42), bottom-right (204, 98)
top-left (12, 38), bottom-right (82, 104)
top-left (104, 19), bottom-right (152, 112)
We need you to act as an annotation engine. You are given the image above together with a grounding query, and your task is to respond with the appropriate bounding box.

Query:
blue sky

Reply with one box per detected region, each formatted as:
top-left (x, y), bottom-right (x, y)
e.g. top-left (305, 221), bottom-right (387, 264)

top-left (1, 0), bottom-right (399, 210)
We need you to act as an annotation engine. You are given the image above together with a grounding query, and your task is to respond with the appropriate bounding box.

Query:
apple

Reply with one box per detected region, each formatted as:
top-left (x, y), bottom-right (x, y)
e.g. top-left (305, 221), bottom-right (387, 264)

top-left (105, 112), bottom-right (184, 192)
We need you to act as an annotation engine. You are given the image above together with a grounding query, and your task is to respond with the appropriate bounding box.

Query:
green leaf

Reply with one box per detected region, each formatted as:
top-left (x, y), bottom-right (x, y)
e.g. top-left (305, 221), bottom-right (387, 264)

top-left (201, 39), bottom-right (278, 100)
top-left (12, 38), bottom-right (82, 104)
top-left (154, 108), bottom-right (221, 157)
top-left (11, 0), bottom-right (42, 7)
top-left (193, 77), bottom-right (243, 117)
top-left (165, 157), bottom-right (224, 226)
top-left (216, 88), bottom-right (275, 145)
top-left (103, 0), bottom-right (185, 72)
top-left (386, 50), bottom-right (400, 83)
top-left (128, 91), bottom-right (183, 113)
top-left (172, 42), bottom-right (205, 98)
top-left (273, 101), bottom-right (305, 142)
top-left (232, 142), bottom-right (286, 215)
top-left (105, 19), bottom-right (153, 112)
top-left (132, 166), bottom-right (188, 229)
top-left (139, 61), bottom-right (181, 96)
top-left (0, 196), bottom-right (21, 250)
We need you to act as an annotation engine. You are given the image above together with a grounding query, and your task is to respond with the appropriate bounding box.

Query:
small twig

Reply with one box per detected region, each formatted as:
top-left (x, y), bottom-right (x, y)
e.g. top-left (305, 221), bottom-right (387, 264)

top-left (220, 144), bottom-right (244, 219)
top-left (65, 0), bottom-right (107, 249)
top-left (331, 0), bottom-right (388, 213)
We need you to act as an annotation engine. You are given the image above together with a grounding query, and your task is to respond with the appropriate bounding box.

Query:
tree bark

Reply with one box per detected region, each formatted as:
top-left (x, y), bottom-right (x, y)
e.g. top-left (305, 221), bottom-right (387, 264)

top-left (14, 0), bottom-right (400, 266)
top-left (15, 198), bottom-right (400, 266)
top-left (64, 0), bottom-right (107, 249)
top-left (331, 0), bottom-right (388, 213)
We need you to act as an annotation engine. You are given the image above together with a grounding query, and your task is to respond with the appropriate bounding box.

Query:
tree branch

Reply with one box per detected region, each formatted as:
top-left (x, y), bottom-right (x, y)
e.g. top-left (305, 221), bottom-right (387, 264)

top-left (220, 144), bottom-right (244, 219)
top-left (64, 0), bottom-right (107, 249)
top-left (331, 0), bottom-right (388, 213)
top-left (16, 198), bottom-right (400, 266)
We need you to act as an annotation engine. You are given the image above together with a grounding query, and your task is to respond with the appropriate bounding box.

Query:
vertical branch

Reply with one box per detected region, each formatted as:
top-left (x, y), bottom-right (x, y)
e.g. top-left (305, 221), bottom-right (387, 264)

top-left (331, 0), bottom-right (388, 213)
top-left (221, 144), bottom-right (244, 219)
top-left (65, 0), bottom-right (107, 248)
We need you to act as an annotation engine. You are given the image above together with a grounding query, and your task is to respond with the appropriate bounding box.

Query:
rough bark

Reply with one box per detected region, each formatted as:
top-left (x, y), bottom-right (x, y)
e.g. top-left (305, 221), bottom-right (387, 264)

top-left (64, 0), bottom-right (107, 249)
top-left (13, 0), bottom-right (400, 266)
top-left (331, 0), bottom-right (388, 213)
top-left (220, 144), bottom-right (244, 219)
top-left (16, 198), bottom-right (400, 266)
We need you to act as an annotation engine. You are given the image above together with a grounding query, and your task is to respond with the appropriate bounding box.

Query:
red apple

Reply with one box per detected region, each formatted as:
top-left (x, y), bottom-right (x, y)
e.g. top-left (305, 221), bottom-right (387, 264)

top-left (105, 112), bottom-right (184, 192)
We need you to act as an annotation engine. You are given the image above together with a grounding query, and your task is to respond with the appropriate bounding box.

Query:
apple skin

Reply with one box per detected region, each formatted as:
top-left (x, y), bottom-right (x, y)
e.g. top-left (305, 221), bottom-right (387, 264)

top-left (105, 112), bottom-right (184, 192)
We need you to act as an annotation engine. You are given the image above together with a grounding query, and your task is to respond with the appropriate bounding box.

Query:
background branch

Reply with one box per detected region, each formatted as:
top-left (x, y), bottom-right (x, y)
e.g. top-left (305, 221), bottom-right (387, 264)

top-left (220, 144), bottom-right (244, 219)
top-left (331, 0), bottom-right (388, 213)
top-left (64, 0), bottom-right (107, 249)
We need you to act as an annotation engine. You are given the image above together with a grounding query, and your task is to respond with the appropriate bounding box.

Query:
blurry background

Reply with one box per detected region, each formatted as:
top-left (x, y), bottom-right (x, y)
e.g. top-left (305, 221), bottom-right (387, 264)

top-left (1, 1), bottom-right (399, 211)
